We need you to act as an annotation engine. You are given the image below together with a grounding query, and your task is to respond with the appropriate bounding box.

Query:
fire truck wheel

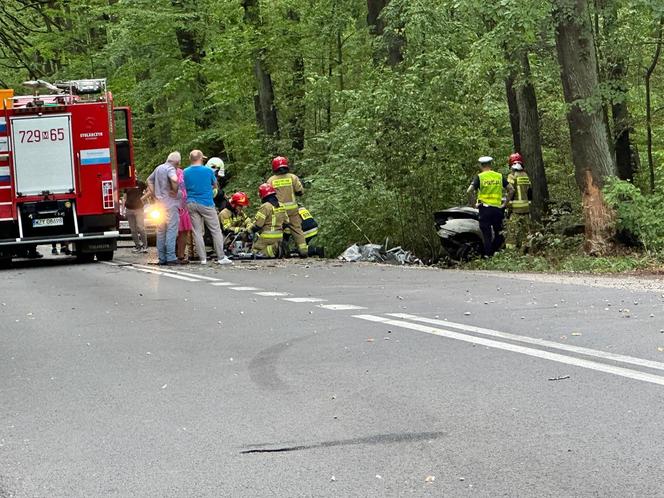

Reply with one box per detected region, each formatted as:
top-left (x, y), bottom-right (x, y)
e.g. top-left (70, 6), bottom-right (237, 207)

top-left (96, 251), bottom-right (114, 262)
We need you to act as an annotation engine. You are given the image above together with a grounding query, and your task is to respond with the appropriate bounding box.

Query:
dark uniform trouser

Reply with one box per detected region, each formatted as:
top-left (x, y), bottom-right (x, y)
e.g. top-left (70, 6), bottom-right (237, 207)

top-left (479, 205), bottom-right (505, 256)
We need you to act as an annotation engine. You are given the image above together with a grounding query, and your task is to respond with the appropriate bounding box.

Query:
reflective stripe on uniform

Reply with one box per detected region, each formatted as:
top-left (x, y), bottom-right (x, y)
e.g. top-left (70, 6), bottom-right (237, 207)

top-left (255, 211), bottom-right (266, 220)
top-left (304, 227), bottom-right (318, 238)
top-left (260, 231), bottom-right (283, 240)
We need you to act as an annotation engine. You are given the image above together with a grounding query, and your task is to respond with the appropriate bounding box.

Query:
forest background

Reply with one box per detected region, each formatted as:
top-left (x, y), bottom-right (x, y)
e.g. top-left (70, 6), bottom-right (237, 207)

top-left (1, 0), bottom-right (663, 269)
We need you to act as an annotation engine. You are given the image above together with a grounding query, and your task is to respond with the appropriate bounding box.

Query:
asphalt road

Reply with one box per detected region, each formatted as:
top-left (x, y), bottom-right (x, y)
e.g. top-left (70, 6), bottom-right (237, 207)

top-left (2, 248), bottom-right (664, 497)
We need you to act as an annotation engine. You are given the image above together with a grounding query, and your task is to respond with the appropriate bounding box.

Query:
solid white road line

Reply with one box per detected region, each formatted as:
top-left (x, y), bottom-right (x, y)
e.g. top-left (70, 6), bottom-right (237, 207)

top-left (354, 314), bottom-right (664, 387)
top-left (230, 287), bottom-right (261, 291)
top-left (129, 263), bottom-right (222, 282)
top-left (210, 282), bottom-right (236, 286)
top-left (318, 304), bottom-right (367, 311)
top-left (389, 313), bottom-right (664, 373)
top-left (282, 297), bottom-right (327, 303)
top-left (255, 292), bottom-right (291, 297)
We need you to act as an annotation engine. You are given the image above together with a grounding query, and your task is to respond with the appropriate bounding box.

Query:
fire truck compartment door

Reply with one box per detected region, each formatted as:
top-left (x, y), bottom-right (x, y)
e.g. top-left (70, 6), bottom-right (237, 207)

top-left (11, 114), bottom-right (75, 196)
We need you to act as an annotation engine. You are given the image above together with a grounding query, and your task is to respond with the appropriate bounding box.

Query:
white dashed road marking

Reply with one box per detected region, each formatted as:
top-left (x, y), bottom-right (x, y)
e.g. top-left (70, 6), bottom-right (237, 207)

top-left (255, 292), bottom-right (291, 297)
top-left (210, 282), bottom-right (236, 286)
top-left (131, 263), bottom-right (222, 282)
top-left (318, 304), bottom-right (367, 311)
top-left (355, 314), bottom-right (664, 388)
top-left (282, 297), bottom-right (327, 303)
top-left (127, 266), bottom-right (200, 282)
top-left (230, 287), bottom-right (261, 291)
top-left (388, 313), bottom-right (664, 373)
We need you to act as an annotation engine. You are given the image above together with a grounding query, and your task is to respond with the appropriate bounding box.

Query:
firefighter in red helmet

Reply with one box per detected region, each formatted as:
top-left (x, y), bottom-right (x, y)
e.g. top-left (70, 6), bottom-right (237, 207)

top-left (505, 152), bottom-right (532, 251)
top-left (248, 183), bottom-right (289, 258)
top-left (267, 156), bottom-right (308, 257)
top-left (219, 192), bottom-right (252, 236)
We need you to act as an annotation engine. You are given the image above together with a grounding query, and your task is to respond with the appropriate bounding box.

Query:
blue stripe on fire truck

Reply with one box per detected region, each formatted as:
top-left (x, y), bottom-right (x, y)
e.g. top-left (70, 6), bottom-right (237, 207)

top-left (0, 118), bottom-right (6, 133)
top-left (0, 166), bottom-right (10, 183)
top-left (81, 148), bottom-right (111, 166)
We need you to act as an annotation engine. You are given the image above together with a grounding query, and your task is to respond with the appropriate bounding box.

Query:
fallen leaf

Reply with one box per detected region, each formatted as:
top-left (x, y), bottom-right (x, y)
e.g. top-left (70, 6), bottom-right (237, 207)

top-left (425, 476), bottom-right (435, 483)
top-left (366, 338), bottom-right (374, 342)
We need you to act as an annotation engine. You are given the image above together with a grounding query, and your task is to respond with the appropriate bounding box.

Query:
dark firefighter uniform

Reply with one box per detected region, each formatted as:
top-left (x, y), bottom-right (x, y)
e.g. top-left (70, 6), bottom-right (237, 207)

top-left (267, 172), bottom-right (307, 257)
top-left (505, 170), bottom-right (532, 250)
top-left (250, 201), bottom-right (289, 258)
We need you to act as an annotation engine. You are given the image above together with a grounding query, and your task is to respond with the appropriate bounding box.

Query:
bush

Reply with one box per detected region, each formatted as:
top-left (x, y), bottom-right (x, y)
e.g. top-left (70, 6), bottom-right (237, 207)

top-left (603, 178), bottom-right (664, 251)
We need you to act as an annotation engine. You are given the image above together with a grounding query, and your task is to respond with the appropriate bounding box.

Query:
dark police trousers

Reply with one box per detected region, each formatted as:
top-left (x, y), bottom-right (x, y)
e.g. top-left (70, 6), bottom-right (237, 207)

top-left (478, 205), bottom-right (505, 256)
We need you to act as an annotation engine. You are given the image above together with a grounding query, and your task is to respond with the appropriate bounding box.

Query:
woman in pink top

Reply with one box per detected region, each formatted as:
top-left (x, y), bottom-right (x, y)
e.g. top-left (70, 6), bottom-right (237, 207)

top-left (176, 168), bottom-right (194, 263)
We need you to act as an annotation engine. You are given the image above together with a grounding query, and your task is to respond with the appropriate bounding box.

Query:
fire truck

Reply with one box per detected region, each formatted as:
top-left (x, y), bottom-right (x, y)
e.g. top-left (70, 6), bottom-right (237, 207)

top-left (0, 79), bottom-right (135, 265)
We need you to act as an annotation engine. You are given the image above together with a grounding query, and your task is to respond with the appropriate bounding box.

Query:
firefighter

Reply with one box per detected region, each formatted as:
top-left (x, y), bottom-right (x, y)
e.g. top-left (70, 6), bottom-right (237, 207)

top-left (505, 153), bottom-right (532, 251)
top-left (219, 192), bottom-right (252, 253)
top-left (298, 206), bottom-right (325, 257)
top-left (267, 156), bottom-right (308, 258)
top-left (249, 184), bottom-right (289, 258)
top-left (467, 156), bottom-right (514, 257)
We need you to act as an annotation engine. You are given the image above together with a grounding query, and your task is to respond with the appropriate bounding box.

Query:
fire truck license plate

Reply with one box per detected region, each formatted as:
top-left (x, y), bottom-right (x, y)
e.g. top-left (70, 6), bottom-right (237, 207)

top-left (33, 217), bottom-right (64, 227)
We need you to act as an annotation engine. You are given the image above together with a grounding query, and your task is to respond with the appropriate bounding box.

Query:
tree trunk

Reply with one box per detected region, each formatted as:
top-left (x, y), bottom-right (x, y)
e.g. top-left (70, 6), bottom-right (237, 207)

top-left (367, 0), bottom-right (403, 66)
top-left (598, 0), bottom-right (638, 182)
top-left (645, 18), bottom-right (663, 193)
top-left (554, 0), bottom-right (617, 255)
top-left (515, 52), bottom-right (549, 222)
top-left (505, 72), bottom-right (521, 152)
top-left (243, 0), bottom-right (280, 139)
top-left (611, 61), bottom-right (638, 182)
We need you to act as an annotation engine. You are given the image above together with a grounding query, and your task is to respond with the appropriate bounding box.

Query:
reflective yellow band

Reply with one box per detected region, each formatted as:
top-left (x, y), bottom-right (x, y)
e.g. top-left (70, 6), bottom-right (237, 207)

top-left (281, 202), bottom-right (298, 210)
top-left (255, 212), bottom-right (266, 220)
top-left (304, 227), bottom-right (318, 237)
top-left (272, 178), bottom-right (293, 188)
top-left (299, 207), bottom-right (312, 220)
top-left (261, 232), bottom-right (283, 240)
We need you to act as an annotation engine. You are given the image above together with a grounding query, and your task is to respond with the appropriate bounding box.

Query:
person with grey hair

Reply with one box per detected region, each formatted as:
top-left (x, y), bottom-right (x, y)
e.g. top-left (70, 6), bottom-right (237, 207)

top-left (147, 151), bottom-right (181, 265)
top-left (184, 149), bottom-right (232, 265)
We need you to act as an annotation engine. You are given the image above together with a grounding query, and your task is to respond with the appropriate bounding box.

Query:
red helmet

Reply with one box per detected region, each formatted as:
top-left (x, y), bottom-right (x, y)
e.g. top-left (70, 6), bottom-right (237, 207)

top-left (509, 153), bottom-right (523, 166)
top-left (258, 183), bottom-right (276, 199)
top-left (272, 156), bottom-right (289, 172)
top-left (230, 192), bottom-right (250, 207)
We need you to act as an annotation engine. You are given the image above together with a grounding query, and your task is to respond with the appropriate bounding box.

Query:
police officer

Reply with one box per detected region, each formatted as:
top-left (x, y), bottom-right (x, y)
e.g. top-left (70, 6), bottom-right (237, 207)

top-left (505, 153), bottom-right (532, 251)
top-left (267, 156), bottom-right (308, 257)
top-left (467, 156), bottom-right (514, 257)
top-left (249, 184), bottom-right (289, 258)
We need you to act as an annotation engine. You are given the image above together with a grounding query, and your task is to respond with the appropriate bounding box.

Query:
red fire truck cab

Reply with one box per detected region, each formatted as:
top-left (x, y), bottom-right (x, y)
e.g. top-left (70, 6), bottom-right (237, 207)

top-left (0, 79), bottom-right (135, 264)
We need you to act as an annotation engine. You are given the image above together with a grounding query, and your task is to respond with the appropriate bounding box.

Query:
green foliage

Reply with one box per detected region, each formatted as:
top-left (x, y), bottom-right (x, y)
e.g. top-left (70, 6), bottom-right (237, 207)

top-left (0, 0), bottom-right (663, 261)
top-left (603, 178), bottom-right (664, 251)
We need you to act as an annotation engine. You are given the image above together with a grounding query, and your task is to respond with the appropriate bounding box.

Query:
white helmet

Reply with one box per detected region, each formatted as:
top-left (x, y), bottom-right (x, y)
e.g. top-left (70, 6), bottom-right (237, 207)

top-left (478, 156), bottom-right (494, 164)
top-left (206, 156), bottom-right (225, 177)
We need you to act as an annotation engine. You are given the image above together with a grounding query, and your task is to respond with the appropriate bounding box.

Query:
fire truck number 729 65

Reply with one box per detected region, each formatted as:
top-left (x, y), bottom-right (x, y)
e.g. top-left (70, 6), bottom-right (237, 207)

top-left (18, 128), bottom-right (66, 144)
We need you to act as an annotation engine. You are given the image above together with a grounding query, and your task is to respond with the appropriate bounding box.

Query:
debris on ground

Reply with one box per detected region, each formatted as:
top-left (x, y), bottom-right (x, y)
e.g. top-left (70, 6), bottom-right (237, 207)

top-left (425, 475), bottom-right (436, 483)
top-left (339, 243), bottom-right (422, 265)
top-left (548, 375), bottom-right (571, 381)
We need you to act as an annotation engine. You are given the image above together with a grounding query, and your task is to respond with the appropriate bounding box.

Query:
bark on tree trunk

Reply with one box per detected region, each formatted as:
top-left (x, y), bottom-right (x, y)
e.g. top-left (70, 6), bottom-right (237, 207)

top-left (645, 18), bottom-right (663, 193)
top-left (367, 0), bottom-right (403, 66)
top-left (515, 52), bottom-right (549, 222)
top-left (505, 73), bottom-right (521, 152)
top-left (554, 0), bottom-right (617, 255)
top-left (243, 0), bottom-right (280, 140)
